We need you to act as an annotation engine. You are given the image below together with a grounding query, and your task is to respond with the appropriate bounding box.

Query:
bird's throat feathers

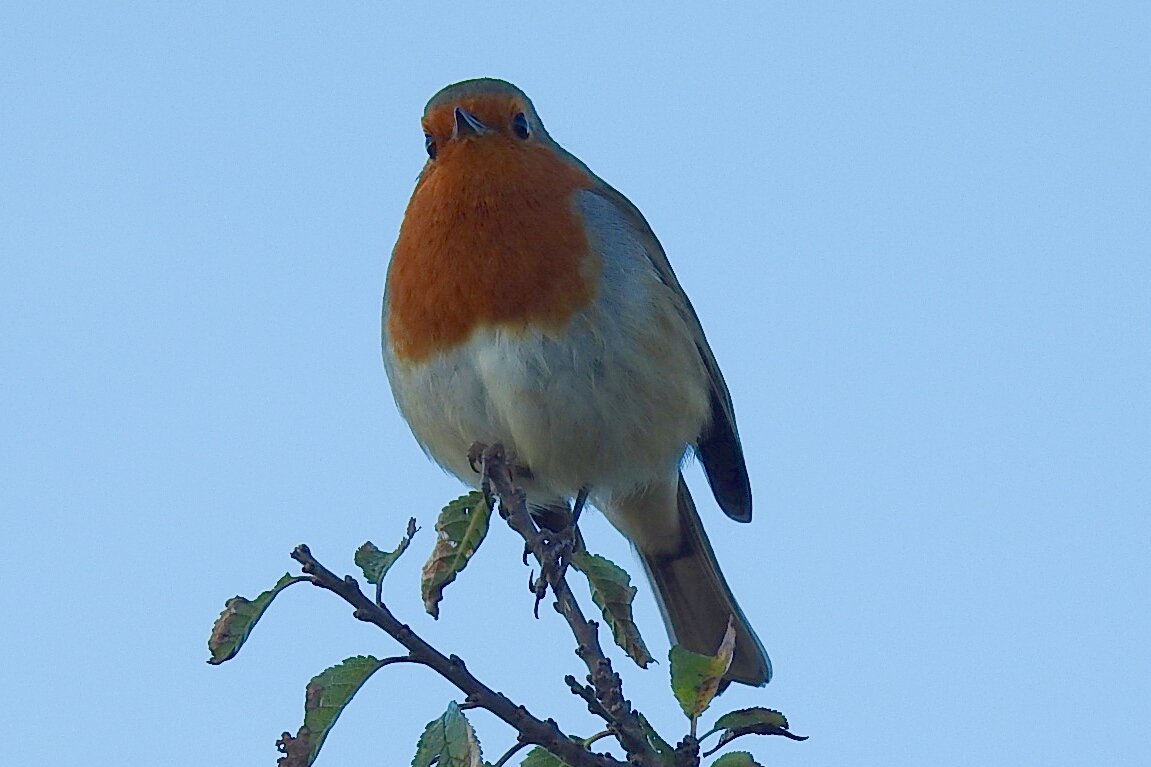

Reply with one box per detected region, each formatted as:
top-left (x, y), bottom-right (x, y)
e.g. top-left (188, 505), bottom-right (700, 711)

top-left (388, 136), bottom-right (600, 363)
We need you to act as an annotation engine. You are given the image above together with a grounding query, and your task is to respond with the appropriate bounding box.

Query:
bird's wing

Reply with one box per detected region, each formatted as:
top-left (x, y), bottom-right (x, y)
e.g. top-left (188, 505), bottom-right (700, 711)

top-left (581, 182), bottom-right (753, 522)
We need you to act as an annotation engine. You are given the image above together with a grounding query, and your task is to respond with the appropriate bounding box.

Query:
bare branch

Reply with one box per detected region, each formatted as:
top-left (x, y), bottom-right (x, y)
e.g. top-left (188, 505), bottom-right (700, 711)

top-left (289, 544), bottom-right (625, 767)
top-left (479, 443), bottom-right (656, 763)
top-left (564, 674), bottom-right (613, 723)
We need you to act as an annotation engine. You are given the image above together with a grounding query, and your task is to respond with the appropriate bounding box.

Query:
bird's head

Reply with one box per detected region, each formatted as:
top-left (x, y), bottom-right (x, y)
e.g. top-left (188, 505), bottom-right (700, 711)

top-left (418, 78), bottom-right (553, 171)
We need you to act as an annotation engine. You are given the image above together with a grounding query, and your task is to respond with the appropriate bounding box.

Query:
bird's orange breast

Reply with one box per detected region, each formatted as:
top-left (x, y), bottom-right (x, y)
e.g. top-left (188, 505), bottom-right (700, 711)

top-left (388, 136), bottom-right (599, 363)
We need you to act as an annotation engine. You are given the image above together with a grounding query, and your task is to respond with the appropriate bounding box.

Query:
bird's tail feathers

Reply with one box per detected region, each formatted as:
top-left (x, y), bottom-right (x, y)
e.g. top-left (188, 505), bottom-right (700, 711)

top-left (637, 476), bottom-right (771, 687)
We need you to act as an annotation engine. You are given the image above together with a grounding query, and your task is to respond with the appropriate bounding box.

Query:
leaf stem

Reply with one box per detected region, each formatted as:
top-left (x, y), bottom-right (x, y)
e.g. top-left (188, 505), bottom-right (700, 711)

top-left (491, 740), bottom-right (531, 767)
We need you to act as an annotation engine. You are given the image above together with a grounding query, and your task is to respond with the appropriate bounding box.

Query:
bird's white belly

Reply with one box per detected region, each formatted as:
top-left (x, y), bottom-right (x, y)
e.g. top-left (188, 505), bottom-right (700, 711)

top-left (386, 303), bottom-right (709, 505)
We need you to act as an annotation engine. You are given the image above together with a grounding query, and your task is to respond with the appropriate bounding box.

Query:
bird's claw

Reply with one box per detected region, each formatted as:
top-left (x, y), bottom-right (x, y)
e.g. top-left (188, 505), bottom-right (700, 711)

top-left (466, 441), bottom-right (487, 474)
top-left (527, 526), bottom-right (579, 616)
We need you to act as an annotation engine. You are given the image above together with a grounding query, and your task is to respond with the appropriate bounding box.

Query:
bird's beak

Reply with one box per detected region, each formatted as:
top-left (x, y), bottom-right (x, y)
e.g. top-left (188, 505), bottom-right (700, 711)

top-left (453, 107), bottom-right (488, 138)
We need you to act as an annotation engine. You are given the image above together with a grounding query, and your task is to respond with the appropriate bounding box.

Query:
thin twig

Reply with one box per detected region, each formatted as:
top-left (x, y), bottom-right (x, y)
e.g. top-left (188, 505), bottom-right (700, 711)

top-left (290, 544), bottom-right (625, 767)
top-left (564, 674), bottom-right (613, 723)
top-left (480, 444), bottom-right (656, 763)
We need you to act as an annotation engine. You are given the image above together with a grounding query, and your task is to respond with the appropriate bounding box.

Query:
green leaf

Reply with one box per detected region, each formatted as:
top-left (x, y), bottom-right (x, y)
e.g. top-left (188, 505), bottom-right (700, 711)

top-left (356, 517), bottom-right (418, 584)
top-left (277, 656), bottom-right (387, 767)
top-left (669, 619), bottom-right (736, 720)
top-left (710, 707), bottom-right (790, 735)
top-left (710, 706), bottom-right (808, 747)
top-left (207, 572), bottom-right (302, 664)
top-left (636, 712), bottom-right (676, 766)
top-left (412, 701), bottom-right (484, 767)
top-left (570, 551), bottom-right (653, 667)
top-left (521, 746), bottom-right (575, 766)
top-left (421, 492), bottom-right (492, 618)
top-left (710, 752), bottom-right (764, 767)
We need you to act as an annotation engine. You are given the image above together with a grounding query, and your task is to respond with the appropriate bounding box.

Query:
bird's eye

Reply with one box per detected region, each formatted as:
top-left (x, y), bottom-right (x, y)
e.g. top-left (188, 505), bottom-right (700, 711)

top-left (512, 112), bottom-right (530, 140)
top-left (424, 132), bottom-right (437, 159)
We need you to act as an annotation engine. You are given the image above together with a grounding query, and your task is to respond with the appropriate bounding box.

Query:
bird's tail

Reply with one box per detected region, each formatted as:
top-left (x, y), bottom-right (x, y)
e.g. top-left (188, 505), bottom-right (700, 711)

top-left (636, 475), bottom-right (771, 687)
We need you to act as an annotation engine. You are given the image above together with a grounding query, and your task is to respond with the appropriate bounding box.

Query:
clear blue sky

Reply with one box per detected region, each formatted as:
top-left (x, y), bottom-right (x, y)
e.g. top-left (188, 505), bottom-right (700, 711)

top-left (2, 3), bottom-right (1148, 765)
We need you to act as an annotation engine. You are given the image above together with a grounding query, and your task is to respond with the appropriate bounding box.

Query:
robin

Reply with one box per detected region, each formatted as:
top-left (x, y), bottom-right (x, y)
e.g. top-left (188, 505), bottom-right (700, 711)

top-left (382, 78), bottom-right (771, 686)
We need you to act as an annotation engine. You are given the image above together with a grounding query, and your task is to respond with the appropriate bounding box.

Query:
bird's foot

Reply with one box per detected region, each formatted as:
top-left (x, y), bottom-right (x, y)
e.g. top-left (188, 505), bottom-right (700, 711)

top-left (529, 526), bottom-right (578, 617)
top-left (469, 441), bottom-right (582, 615)
top-left (571, 486), bottom-right (589, 527)
top-left (466, 441), bottom-right (496, 511)
top-left (466, 441), bottom-right (487, 474)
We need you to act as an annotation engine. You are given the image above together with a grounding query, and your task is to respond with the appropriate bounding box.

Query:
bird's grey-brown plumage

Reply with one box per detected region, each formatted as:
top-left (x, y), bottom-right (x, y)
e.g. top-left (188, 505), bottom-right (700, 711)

top-left (384, 78), bottom-right (770, 687)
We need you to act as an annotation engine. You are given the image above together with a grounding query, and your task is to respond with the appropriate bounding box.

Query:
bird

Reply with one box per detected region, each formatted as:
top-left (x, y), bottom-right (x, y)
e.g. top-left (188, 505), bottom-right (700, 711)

top-left (382, 78), bottom-right (770, 687)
